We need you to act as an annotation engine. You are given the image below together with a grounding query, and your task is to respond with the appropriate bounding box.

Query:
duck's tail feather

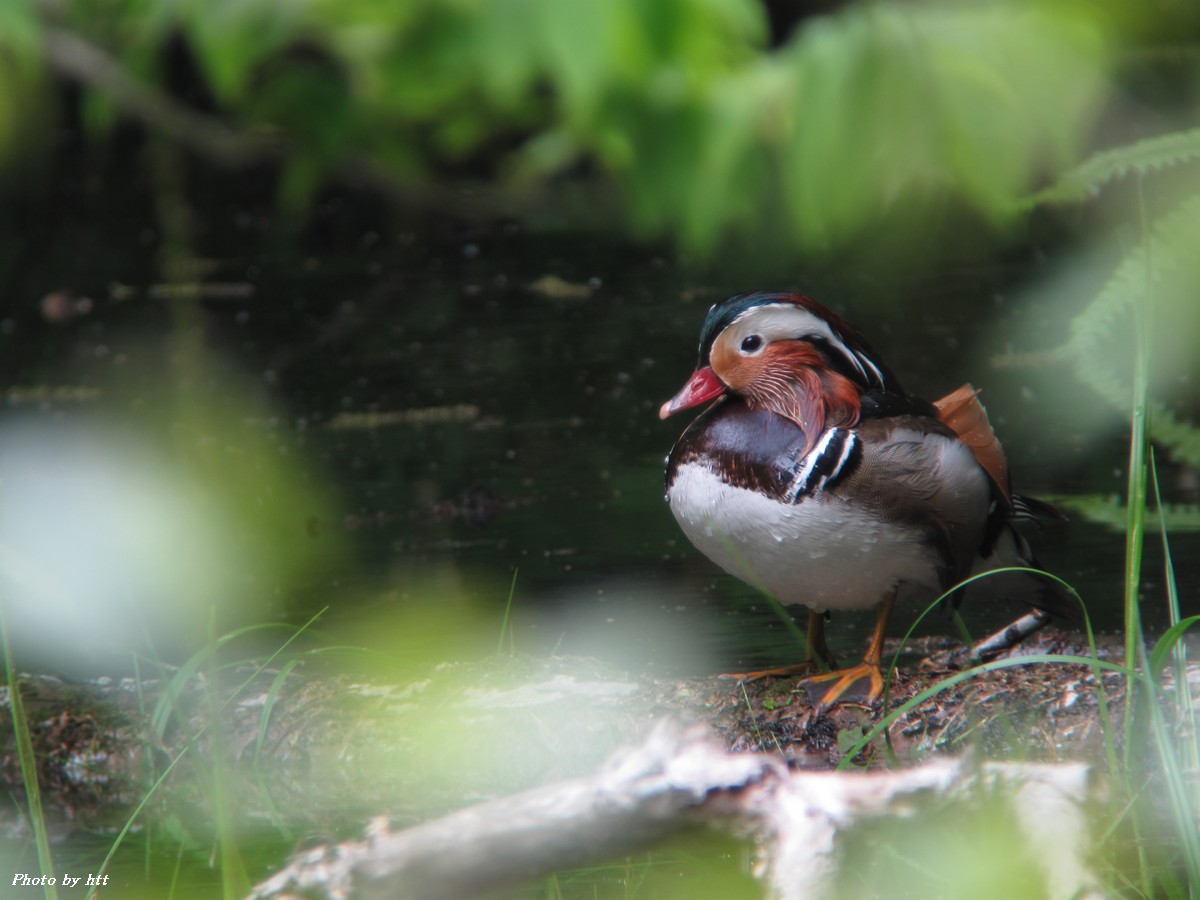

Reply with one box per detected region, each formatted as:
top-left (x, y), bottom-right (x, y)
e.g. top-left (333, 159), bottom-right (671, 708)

top-left (1011, 492), bottom-right (1070, 524)
top-left (967, 522), bottom-right (1081, 623)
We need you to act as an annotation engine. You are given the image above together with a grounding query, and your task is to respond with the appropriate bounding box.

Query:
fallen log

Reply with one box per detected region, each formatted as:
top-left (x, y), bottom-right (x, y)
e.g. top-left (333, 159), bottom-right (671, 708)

top-left (247, 721), bottom-right (1104, 900)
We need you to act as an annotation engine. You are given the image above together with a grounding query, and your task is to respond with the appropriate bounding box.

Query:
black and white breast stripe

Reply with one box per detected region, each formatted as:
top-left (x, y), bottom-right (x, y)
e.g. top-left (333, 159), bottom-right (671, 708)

top-left (783, 428), bottom-right (860, 502)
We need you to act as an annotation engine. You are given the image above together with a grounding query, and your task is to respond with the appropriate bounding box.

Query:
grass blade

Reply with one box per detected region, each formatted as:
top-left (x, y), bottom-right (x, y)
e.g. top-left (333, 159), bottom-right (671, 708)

top-left (0, 599), bottom-right (59, 900)
top-left (497, 567), bottom-right (519, 655)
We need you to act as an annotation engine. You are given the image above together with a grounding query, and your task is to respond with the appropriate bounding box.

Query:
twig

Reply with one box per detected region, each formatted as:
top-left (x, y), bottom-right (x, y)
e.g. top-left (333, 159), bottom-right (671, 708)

top-left (43, 28), bottom-right (278, 166)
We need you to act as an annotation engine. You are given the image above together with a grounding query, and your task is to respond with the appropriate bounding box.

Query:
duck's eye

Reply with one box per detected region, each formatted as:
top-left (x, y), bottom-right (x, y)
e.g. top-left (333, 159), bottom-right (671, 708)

top-left (740, 334), bottom-right (763, 354)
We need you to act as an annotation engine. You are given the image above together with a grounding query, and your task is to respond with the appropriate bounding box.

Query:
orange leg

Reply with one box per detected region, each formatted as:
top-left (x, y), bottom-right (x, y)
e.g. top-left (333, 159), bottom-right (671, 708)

top-left (722, 610), bottom-right (836, 681)
top-left (798, 589), bottom-right (897, 711)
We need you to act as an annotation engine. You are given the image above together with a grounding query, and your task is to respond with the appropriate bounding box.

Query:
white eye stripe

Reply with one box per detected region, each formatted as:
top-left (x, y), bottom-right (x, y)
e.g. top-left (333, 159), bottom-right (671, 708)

top-left (728, 304), bottom-right (883, 387)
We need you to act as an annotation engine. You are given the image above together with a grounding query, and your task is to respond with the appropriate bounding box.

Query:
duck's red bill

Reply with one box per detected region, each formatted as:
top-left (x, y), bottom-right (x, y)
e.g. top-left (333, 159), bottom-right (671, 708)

top-left (659, 366), bottom-right (726, 419)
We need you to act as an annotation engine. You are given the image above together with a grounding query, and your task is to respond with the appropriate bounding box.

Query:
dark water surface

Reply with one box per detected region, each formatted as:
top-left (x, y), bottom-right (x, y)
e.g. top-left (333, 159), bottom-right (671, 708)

top-left (6, 221), bottom-right (1195, 679)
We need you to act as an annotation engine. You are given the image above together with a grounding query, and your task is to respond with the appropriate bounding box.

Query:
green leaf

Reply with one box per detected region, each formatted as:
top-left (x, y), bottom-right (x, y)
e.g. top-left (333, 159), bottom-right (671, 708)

top-left (0, 2), bottom-right (41, 52)
top-left (773, 2), bottom-right (1110, 249)
top-left (476, 0), bottom-right (542, 109)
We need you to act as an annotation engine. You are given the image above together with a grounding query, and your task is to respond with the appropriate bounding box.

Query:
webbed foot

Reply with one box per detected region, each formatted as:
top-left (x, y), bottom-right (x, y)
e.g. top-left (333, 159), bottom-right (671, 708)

top-left (797, 660), bottom-right (885, 711)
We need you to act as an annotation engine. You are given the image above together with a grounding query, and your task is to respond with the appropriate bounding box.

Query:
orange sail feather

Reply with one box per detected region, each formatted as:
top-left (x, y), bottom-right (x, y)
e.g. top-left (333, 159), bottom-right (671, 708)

top-left (933, 384), bottom-right (1011, 506)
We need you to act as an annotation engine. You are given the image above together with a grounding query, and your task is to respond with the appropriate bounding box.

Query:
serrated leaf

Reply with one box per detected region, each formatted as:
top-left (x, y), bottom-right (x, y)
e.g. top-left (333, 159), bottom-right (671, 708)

top-left (1038, 127), bottom-right (1200, 205)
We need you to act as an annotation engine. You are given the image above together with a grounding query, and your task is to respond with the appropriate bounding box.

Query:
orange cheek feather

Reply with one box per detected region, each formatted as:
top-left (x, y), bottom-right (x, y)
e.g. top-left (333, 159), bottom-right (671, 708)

top-left (818, 367), bottom-right (862, 428)
top-left (713, 342), bottom-right (862, 454)
top-left (708, 339), bottom-right (745, 389)
top-left (773, 345), bottom-right (862, 428)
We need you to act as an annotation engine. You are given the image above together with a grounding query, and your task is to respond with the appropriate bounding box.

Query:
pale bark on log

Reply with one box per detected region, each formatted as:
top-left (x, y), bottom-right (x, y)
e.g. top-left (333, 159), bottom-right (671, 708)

top-left (247, 721), bottom-right (1104, 900)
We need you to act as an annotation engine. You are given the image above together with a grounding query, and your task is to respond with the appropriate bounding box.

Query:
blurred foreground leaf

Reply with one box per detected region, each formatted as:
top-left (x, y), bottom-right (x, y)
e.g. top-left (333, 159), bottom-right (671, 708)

top-left (0, 366), bottom-right (346, 671)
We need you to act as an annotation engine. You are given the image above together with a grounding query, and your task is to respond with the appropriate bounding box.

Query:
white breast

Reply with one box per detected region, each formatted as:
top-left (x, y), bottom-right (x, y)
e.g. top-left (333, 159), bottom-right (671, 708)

top-left (666, 462), bottom-right (945, 613)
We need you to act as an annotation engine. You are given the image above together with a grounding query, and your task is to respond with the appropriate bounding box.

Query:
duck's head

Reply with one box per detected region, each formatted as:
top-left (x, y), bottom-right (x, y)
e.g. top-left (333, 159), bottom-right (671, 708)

top-left (659, 291), bottom-right (899, 444)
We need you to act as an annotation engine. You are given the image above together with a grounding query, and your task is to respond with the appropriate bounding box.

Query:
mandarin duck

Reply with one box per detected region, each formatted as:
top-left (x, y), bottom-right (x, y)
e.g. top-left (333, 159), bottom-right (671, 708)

top-left (660, 291), bottom-right (1073, 708)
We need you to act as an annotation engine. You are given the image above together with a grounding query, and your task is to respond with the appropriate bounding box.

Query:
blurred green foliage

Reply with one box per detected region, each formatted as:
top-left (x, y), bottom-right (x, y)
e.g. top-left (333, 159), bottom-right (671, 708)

top-left (4, 0), bottom-right (1131, 255)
